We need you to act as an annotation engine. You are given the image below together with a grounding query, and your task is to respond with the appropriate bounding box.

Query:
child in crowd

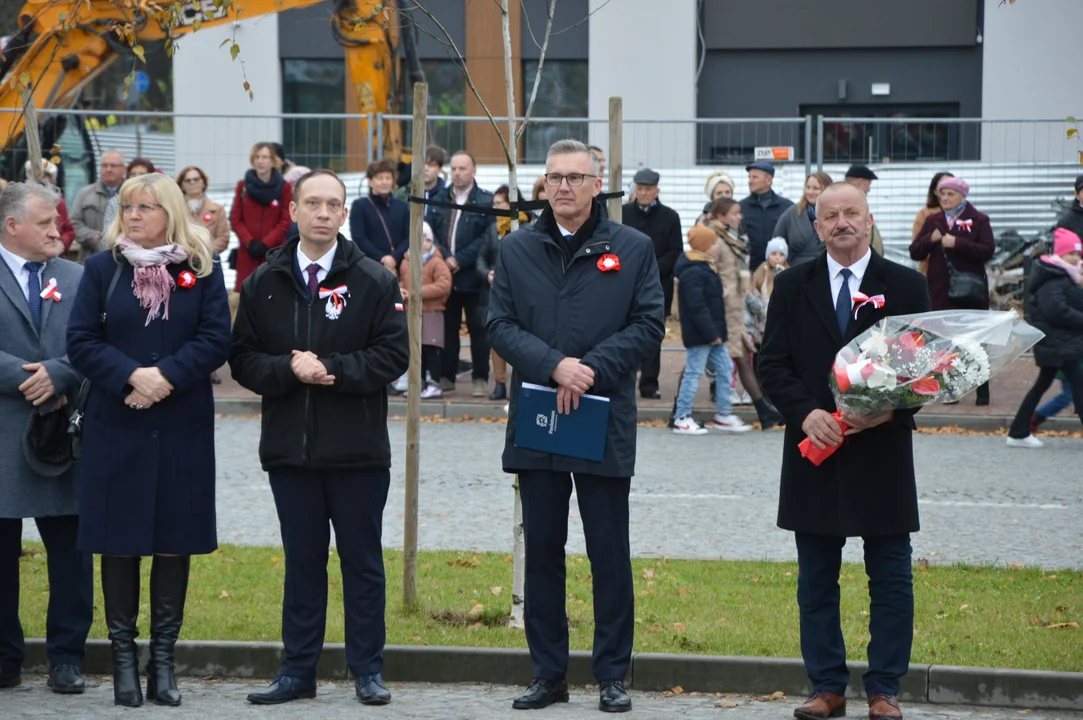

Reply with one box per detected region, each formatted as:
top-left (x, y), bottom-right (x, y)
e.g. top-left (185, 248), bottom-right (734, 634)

top-left (671, 225), bottom-right (752, 435)
top-left (745, 236), bottom-right (789, 349)
top-left (398, 221), bottom-right (453, 398)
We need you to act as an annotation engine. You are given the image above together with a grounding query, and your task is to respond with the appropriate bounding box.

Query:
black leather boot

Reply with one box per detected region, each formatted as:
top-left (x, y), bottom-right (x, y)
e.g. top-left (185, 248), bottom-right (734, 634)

top-left (102, 555), bottom-right (143, 707)
top-left (146, 555), bottom-right (190, 706)
top-left (753, 398), bottom-right (784, 430)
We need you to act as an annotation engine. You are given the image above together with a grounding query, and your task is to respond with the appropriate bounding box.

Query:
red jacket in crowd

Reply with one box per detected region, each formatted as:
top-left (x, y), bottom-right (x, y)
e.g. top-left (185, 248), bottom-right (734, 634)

top-left (229, 179), bottom-right (293, 291)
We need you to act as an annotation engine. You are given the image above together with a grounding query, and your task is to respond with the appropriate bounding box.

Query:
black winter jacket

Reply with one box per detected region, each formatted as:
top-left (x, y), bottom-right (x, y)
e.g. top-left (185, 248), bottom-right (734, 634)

top-left (429, 182), bottom-right (496, 293)
top-left (1056, 200), bottom-right (1083, 241)
top-left (675, 253), bottom-right (727, 348)
top-left (229, 236), bottom-right (410, 470)
top-left (486, 204), bottom-right (665, 478)
top-left (1027, 258), bottom-right (1083, 367)
top-left (621, 201), bottom-right (683, 280)
top-left (740, 189), bottom-right (794, 273)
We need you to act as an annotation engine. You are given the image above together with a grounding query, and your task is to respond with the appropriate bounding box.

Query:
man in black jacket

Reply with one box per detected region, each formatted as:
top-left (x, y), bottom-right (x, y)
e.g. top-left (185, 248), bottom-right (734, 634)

top-left (488, 139), bottom-right (665, 714)
top-left (621, 168), bottom-right (682, 399)
top-left (429, 151), bottom-right (496, 397)
top-left (1056, 175), bottom-right (1083, 239)
top-left (740, 161), bottom-right (794, 273)
top-left (230, 170), bottom-right (410, 708)
top-left (758, 182), bottom-right (930, 720)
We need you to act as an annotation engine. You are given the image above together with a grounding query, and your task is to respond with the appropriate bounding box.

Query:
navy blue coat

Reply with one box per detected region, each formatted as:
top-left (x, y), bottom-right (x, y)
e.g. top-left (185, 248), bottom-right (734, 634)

top-left (349, 192), bottom-right (410, 264)
top-left (67, 251), bottom-right (233, 555)
top-left (429, 183), bottom-right (495, 293)
top-left (675, 253), bottom-right (727, 348)
top-left (740, 189), bottom-right (794, 273)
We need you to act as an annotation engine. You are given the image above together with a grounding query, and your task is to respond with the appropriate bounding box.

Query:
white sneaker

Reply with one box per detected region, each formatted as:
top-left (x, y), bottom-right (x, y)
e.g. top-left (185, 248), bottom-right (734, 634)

top-left (706, 413), bottom-right (752, 432)
top-left (672, 416), bottom-right (708, 435)
top-left (393, 373), bottom-right (409, 392)
top-left (419, 383), bottom-right (443, 400)
top-left (1006, 435), bottom-right (1043, 448)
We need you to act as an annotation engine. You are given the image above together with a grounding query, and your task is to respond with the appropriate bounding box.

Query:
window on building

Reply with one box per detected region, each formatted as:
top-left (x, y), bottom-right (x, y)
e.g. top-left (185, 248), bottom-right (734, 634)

top-left (802, 104), bottom-right (965, 163)
top-left (403, 60), bottom-right (468, 155)
top-left (521, 60), bottom-right (588, 163)
top-left (282, 59), bottom-right (347, 171)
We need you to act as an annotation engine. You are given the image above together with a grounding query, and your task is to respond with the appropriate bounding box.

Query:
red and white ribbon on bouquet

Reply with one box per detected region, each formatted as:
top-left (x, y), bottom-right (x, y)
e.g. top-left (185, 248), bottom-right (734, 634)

top-left (39, 278), bottom-right (61, 302)
top-left (851, 291), bottom-right (884, 319)
top-left (955, 218), bottom-right (973, 231)
top-left (319, 284), bottom-right (349, 320)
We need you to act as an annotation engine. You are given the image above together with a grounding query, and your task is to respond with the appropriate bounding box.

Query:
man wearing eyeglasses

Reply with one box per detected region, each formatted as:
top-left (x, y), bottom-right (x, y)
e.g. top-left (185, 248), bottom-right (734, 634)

top-left (487, 139), bottom-right (665, 714)
top-left (70, 151), bottom-right (126, 263)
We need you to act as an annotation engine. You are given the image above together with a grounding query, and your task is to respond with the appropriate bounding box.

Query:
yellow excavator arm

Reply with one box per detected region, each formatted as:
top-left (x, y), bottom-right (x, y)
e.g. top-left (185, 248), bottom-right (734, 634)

top-left (0, 0), bottom-right (401, 158)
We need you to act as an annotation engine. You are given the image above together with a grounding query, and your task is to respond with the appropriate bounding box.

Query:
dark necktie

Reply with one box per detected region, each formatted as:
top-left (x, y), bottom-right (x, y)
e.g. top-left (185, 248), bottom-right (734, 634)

top-left (835, 267), bottom-right (852, 335)
top-left (25, 262), bottom-right (43, 331)
top-left (306, 263), bottom-right (320, 300)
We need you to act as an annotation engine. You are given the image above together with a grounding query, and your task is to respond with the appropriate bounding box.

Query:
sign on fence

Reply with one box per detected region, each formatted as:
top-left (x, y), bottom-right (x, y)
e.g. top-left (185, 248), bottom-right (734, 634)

top-left (754, 146), bottom-right (795, 162)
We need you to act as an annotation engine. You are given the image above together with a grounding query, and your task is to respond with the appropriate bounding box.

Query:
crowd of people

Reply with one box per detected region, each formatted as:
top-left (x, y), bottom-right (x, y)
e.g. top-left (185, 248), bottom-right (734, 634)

top-left (0, 134), bottom-right (1081, 718)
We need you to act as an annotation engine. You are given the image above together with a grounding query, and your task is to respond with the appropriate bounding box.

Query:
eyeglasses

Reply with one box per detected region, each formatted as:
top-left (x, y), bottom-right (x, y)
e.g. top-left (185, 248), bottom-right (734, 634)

top-left (120, 202), bottom-right (162, 215)
top-left (544, 172), bottom-right (597, 188)
top-left (182, 177), bottom-right (203, 184)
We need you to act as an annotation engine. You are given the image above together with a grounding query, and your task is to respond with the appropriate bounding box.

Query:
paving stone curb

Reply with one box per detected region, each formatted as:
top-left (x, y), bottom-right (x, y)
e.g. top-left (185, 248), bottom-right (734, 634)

top-left (214, 397), bottom-right (1079, 433)
top-left (23, 640), bottom-right (1083, 710)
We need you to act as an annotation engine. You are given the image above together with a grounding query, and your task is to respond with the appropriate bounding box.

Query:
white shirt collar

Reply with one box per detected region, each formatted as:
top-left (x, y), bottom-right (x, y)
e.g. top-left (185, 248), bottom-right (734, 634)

top-left (555, 222), bottom-right (575, 238)
top-left (0, 242), bottom-right (44, 299)
top-left (296, 241), bottom-right (338, 277)
top-left (826, 247), bottom-right (872, 282)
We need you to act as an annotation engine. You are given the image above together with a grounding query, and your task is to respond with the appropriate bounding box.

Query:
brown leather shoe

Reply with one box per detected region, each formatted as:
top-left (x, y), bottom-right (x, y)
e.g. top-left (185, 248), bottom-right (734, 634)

top-left (794, 691), bottom-right (846, 719)
top-left (868, 693), bottom-right (902, 720)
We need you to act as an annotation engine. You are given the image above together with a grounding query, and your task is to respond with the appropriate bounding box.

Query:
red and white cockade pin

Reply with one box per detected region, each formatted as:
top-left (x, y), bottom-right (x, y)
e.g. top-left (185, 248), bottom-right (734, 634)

top-left (202, 212), bottom-right (214, 223)
top-left (851, 291), bottom-right (885, 319)
top-left (955, 218), bottom-right (973, 231)
top-left (271, 199), bottom-right (280, 208)
top-left (178, 270), bottom-right (197, 289)
top-left (319, 284), bottom-right (349, 320)
top-left (39, 278), bottom-right (62, 302)
top-left (597, 253), bottom-right (621, 272)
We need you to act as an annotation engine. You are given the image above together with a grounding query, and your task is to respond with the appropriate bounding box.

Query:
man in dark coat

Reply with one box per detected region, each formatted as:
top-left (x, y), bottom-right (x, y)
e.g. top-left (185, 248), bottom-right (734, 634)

top-left (0, 183), bottom-right (92, 694)
top-left (429, 151), bottom-right (496, 397)
top-left (1055, 175), bottom-right (1083, 239)
top-left (231, 170), bottom-right (410, 707)
top-left (758, 182), bottom-right (930, 720)
top-left (740, 160), bottom-right (794, 273)
top-left (349, 158), bottom-right (410, 268)
top-left (621, 168), bottom-right (682, 399)
top-left (487, 139), bottom-right (665, 714)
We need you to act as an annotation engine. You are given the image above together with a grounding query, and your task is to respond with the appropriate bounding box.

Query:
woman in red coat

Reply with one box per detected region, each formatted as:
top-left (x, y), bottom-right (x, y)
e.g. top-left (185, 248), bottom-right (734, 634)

top-left (229, 142), bottom-right (292, 291)
top-left (909, 175), bottom-right (995, 404)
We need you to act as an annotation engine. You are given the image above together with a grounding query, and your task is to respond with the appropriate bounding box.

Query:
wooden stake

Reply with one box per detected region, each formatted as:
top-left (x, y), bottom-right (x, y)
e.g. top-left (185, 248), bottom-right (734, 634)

top-left (608, 97), bottom-right (623, 222)
top-left (403, 81), bottom-right (428, 612)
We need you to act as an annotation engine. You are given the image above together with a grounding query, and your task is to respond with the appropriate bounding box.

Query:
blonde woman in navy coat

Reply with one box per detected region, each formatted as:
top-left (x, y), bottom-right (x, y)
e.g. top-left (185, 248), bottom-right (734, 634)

top-left (67, 173), bottom-right (231, 708)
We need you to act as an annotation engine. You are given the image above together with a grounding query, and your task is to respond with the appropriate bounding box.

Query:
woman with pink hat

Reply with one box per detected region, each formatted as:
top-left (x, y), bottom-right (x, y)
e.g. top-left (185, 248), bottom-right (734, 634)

top-left (909, 175), bottom-right (996, 404)
top-left (1005, 228), bottom-right (1083, 448)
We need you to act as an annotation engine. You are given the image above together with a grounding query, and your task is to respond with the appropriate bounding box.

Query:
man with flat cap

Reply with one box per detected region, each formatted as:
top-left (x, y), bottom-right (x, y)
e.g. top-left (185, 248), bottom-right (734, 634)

top-left (740, 161), bottom-right (794, 273)
top-left (622, 168), bottom-right (682, 399)
top-left (845, 165), bottom-right (884, 256)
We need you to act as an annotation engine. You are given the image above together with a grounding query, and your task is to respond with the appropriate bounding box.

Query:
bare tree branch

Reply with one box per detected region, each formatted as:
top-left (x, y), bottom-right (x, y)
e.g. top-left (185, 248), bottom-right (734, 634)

top-left (550, 0), bottom-right (613, 36)
top-left (401, 2), bottom-right (513, 165)
top-left (515, 0), bottom-right (557, 143)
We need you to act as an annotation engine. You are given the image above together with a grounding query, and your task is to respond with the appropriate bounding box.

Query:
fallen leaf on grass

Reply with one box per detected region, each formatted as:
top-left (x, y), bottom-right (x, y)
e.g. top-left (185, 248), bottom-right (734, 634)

top-left (491, 586), bottom-right (503, 595)
top-left (467, 604), bottom-right (485, 620)
top-left (673, 622), bottom-right (687, 632)
top-left (642, 567), bottom-right (655, 579)
top-left (218, 590), bottom-right (231, 599)
top-left (1047, 622), bottom-right (1078, 630)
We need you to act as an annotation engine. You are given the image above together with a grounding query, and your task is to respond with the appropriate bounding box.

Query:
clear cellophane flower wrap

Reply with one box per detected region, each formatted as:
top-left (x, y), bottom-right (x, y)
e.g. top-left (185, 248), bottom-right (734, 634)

top-left (799, 310), bottom-right (1044, 465)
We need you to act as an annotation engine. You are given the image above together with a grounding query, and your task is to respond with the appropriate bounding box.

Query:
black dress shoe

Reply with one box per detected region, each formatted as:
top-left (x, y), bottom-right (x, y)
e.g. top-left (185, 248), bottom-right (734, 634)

top-left (355, 673), bottom-right (391, 705)
top-left (48, 664), bottom-right (86, 694)
top-left (513, 678), bottom-right (569, 710)
top-left (246, 675), bottom-right (317, 705)
top-left (599, 679), bottom-right (631, 713)
top-left (489, 382), bottom-right (507, 401)
top-left (641, 390), bottom-right (661, 400)
top-left (0, 667), bottom-right (20, 689)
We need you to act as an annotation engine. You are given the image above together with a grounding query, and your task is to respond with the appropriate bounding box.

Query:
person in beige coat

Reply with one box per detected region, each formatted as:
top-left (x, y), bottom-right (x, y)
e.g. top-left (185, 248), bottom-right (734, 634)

top-left (176, 166), bottom-right (230, 254)
top-left (702, 197), bottom-right (783, 429)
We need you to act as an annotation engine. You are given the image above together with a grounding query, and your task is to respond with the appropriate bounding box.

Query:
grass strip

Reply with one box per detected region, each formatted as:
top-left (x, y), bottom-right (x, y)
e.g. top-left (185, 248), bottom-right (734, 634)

top-left (16, 544), bottom-right (1081, 672)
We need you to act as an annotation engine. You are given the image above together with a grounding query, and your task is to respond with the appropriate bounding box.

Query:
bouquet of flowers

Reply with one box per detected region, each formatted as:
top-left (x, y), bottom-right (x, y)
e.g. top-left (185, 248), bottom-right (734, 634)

top-left (800, 310), bottom-right (1044, 465)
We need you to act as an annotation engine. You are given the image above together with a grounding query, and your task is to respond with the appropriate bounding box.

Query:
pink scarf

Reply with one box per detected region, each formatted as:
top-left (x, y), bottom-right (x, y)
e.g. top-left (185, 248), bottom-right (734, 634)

top-left (116, 238), bottom-right (190, 326)
top-left (1041, 254), bottom-right (1081, 286)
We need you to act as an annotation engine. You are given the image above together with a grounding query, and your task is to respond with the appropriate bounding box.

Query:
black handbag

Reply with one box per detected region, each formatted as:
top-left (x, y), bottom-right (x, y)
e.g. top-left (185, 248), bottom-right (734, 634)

top-left (227, 248), bottom-right (238, 269)
top-left (945, 257), bottom-right (986, 306)
top-left (68, 261), bottom-right (124, 460)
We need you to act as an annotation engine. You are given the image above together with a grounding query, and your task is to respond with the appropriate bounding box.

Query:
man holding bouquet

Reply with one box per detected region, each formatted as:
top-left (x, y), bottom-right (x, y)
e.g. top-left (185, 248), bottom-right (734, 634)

top-left (758, 183), bottom-right (930, 720)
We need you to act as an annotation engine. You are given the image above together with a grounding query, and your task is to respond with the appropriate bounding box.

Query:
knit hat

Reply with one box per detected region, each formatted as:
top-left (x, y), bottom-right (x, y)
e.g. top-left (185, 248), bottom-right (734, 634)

top-left (937, 176), bottom-right (969, 197)
top-left (765, 237), bottom-right (789, 260)
top-left (422, 221), bottom-right (434, 241)
top-left (704, 172), bottom-right (735, 200)
top-left (1053, 227), bottom-right (1082, 257)
top-left (688, 225), bottom-right (717, 253)
top-left (1075, 175), bottom-right (1083, 193)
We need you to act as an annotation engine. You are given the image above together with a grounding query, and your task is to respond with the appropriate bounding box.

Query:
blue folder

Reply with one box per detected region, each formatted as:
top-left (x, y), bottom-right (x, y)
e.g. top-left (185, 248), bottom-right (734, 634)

top-left (513, 382), bottom-right (611, 462)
